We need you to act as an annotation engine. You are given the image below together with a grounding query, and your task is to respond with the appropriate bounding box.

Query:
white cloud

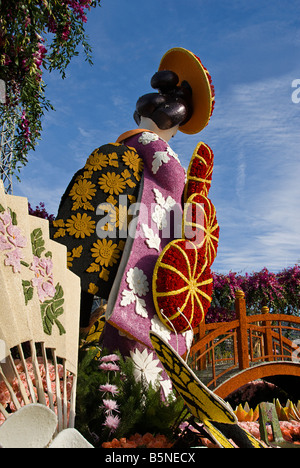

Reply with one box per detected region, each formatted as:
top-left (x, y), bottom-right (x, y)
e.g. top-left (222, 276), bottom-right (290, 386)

top-left (183, 71), bottom-right (300, 273)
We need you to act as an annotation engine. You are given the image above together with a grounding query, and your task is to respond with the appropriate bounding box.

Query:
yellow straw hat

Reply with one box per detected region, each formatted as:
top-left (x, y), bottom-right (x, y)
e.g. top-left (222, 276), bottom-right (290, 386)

top-left (158, 47), bottom-right (215, 134)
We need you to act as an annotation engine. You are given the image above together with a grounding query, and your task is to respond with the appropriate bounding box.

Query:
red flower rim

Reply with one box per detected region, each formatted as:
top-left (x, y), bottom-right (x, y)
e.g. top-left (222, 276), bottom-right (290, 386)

top-left (184, 142), bottom-right (214, 203)
top-left (153, 240), bottom-right (213, 333)
top-left (183, 193), bottom-right (220, 267)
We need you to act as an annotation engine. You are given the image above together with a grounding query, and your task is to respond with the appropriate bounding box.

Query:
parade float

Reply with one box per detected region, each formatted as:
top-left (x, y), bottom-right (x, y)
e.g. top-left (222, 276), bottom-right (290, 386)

top-left (0, 44), bottom-right (300, 449)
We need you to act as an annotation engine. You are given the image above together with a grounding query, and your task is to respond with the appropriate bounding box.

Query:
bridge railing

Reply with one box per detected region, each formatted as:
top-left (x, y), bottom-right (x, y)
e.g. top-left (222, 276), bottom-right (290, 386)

top-left (189, 290), bottom-right (300, 389)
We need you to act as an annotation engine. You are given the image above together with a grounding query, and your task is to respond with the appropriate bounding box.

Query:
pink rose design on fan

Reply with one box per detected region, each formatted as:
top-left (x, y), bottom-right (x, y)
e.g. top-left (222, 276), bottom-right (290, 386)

top-left (0, 210), bottom-right (27, 273)
top-left (30, 256), bottom-right (56, 302)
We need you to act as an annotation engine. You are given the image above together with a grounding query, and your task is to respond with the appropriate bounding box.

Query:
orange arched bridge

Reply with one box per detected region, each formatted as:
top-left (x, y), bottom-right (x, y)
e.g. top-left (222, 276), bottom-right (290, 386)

top-left (190, 290), bottom-right (300, 400)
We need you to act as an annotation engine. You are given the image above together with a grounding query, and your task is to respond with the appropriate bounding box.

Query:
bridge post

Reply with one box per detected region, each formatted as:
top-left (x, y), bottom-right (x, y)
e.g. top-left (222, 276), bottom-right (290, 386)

top-left (235, 290), bottom-right (250, 370)
top-left (262, 304), bottom-right (273, 361)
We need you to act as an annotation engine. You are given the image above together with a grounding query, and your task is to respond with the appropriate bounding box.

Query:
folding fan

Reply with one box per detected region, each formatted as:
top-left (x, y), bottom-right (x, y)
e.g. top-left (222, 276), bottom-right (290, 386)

top-left (0, 181), bottom-right (81, 432)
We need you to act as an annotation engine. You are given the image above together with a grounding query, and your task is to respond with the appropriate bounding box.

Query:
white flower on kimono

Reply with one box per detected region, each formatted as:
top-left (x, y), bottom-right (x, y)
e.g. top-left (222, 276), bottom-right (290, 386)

top-left (130, 348), bottom-right (162, 388)
top-left (153, 188), bottom-right (176, 212)
top-left (152, 151), bottom-right (170, 175)
top-left (150, 315), bottom-right (171, 342)
top-left (152, 205), bottom-right (167, 230)
top-left (141, 224), bottom-right (161, 251)
top-left (138, 132), bottom-right (159, 145)
top-left (152, 188), bottom-right (177, 231)
top-left (126, 267), bottom-right (149, 296)
top-left (120, 267), bottom-right (149, 318)
top-left (167, 146), bottom-right (180, 163)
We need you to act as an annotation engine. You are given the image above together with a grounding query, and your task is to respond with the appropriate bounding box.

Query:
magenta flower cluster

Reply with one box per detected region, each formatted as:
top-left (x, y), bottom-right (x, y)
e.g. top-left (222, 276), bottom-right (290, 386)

top-left (99, 354), bottom-right (121, 434)
top-left (0, 0), bottom-right (102, 171)
top-left (207, 266), bottom-right (300, 323)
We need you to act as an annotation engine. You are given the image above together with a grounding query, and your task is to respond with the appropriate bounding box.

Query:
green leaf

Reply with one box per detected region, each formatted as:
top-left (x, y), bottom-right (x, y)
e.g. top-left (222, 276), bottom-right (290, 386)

top-left (31, 228), bottom-right (45, 257)
top-left (40, 283), bottom-right (66, 336)
top-left (22, 280), bottom-right (34, 306)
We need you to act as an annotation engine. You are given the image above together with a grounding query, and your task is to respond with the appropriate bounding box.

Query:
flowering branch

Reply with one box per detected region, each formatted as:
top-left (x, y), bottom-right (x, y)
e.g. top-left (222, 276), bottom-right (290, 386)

top-left (0, 0), bottom-right (101, 177)
top-left (208, 266), bottom-right (300, 322)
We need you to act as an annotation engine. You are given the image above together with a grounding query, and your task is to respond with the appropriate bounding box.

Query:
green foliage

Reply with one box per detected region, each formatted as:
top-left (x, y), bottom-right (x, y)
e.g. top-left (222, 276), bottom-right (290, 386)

top-left (0, 0), bottom-right (102, 175)
top-left (75, 347), bottom-right (186, 447)
top-left (208, 265), bottom-right (300, 322)
top-left (40, 283), bottom-right (65, 336)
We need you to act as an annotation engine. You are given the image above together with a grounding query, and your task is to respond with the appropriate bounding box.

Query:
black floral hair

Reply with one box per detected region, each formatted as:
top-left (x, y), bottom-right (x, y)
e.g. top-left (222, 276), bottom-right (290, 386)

top-left (134, 70), bottom-right (193, 130)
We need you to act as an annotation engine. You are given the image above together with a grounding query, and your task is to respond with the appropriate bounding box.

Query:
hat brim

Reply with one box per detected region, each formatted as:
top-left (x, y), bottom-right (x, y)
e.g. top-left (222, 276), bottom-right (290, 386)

top-left (159, 48), bottom-right (214, 134)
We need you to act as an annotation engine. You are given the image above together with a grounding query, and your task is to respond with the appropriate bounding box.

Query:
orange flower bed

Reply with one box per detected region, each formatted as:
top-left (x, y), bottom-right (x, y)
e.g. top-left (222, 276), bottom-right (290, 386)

top-left (102, 433), bottom-right (173, 449)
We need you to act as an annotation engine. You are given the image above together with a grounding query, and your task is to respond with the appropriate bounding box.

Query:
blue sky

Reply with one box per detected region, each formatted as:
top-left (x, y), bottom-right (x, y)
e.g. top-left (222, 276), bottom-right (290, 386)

top-left (13, 0), bottom-right (300, 274)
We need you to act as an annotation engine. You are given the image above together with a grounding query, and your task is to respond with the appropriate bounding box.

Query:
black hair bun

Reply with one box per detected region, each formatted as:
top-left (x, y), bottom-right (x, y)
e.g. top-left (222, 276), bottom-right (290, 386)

top-left (135, 93), bottom-right (166, 119)
top-left (151, 70), bottom-right (179, 93)
top-left (134, 71), bottom-right (193, 130)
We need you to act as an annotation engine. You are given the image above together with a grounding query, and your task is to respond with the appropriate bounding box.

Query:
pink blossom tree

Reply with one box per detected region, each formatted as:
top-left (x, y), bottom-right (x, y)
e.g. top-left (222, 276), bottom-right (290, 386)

top-left (207, 266), bottom-right (300, 323)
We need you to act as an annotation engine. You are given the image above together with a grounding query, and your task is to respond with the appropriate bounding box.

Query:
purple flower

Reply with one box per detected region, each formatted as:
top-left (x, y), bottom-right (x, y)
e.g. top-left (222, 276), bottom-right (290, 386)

top-left (99, 363), bottom-right (120, 372)
top-left (100, 354), bottom-right (120, 363)
top-left (30, 256), bottom-right (56, 302)
top-left (0, 210), bottom-right (27, 273)
top-left (103, 414), bottom-right (120, 433)
top-left (99, 384), bottom-right (119, 396)
top-left (4, 249), bottom-right (24, 273)
top-left (102, 399), bottom-right (120, 414)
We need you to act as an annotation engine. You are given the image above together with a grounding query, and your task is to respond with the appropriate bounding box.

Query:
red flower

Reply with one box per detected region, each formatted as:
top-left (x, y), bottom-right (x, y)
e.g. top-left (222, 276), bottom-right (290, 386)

top-left (184, 142), bottom-right (214, 202)
top-left (153, 240), bottom-right (213, 333)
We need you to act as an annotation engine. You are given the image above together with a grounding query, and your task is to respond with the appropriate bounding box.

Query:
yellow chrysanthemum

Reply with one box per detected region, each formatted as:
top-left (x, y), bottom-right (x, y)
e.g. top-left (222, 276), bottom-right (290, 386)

top-left (122, 150), bottom-right (143, 180)
top-left (98, 172), bottom-right (126, 196)
top-left (66, 213), bottom-right (96, 239)
top-left (69, 179), bottom-right (96, 204)
top-left (91, 239), bottom-right (121, 268)
top-left (88, 283), bottom-right (99, 295)
top-left (85, 151), bottom-right (109, 171)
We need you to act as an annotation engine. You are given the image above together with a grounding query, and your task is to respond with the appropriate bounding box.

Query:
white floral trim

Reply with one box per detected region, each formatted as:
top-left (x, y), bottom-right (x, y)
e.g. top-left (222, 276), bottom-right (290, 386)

top-left (150, 315), bottom-right (171, 342)
top-left (152, 204), bottom-right (167, 230)
top-left (138, 132), bottom-right (159, 145)
top-left (153, 188), bottom-right (176, 211)
top-left (152, 151), bottom-right (170, 174)
top-left (151, 188), bottom-right (176, 231)
top-left (167, 146), bottom-right (180, 163)
top-left (120, 267), bottom-right (149, 318)
top-left (141, 224), bottom-right (161, 251)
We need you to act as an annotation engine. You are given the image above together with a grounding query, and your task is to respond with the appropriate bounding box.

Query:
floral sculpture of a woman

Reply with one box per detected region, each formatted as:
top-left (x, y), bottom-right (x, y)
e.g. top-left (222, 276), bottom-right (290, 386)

top-left (51, 48), bottom-right (217, 395)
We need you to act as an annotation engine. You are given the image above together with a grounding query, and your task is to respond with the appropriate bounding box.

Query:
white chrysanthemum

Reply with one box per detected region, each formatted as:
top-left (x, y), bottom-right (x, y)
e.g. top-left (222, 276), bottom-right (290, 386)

top-left (126, 267), bottom-right (149, 297)
top-left (130, 348), bottom-right (162, 387)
